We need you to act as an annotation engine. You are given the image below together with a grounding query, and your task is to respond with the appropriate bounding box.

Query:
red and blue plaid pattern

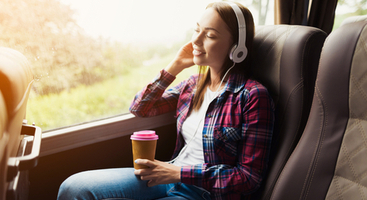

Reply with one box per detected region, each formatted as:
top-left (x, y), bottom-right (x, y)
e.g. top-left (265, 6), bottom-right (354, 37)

top-left (130, 69), bottom-right (274, 199)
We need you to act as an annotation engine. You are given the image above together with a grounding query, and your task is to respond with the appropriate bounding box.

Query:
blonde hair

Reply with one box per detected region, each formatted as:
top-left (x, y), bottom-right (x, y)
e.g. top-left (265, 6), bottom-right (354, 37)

top-left (191, 2), bottom-right (255, 111)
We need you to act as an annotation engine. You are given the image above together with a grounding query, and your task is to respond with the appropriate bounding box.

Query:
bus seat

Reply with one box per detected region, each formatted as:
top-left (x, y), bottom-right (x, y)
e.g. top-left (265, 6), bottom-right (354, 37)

top-left (0, 47), bottom-right (33, 158)
top-left (270, 19), bottom-right (367, 200)
top-left (250, 25), bottom-right (327, 199)
top-left (0, 92), bottom-right (9, 200)
top-left (0, 47), bottom-right (42, 200)
top-left (341, 15), bottom-right (367, 27)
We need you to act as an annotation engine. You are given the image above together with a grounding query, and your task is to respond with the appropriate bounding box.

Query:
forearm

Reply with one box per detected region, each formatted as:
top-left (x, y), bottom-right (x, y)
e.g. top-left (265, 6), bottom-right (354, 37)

top-left (165, 60), bottom-right (185, 77)
top-left (130, 41), bottom-right (195, 117)
top-left (129, 69), bottom-right (177, 117)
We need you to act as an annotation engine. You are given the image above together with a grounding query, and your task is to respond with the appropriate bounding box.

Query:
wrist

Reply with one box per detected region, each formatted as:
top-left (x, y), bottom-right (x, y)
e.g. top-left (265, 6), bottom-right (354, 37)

top-left (165, 60), bottom-right (184, 76)
top-left (176, 166), bottom-right (182, 182)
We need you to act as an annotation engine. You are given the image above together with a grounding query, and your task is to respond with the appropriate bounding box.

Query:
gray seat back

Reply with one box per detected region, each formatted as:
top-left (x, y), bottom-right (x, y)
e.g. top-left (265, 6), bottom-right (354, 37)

top-left (270, 19), bottom-right (367, 200)
top-left (251, 25), bottom-right (327, 199)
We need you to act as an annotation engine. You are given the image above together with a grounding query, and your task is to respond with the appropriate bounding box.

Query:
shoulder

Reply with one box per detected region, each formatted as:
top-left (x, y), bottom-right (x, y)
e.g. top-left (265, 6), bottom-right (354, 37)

top-left (170, 74), bottom-right (200, 97)
top-left (188, 74), bottom-right (199, 83)
top-left (226, 74), bottom-right (272, 103)
top-left (240, 79), bottom-right (274, 109)
top-left (243, 79), bottom-right (270, 96)
top-left (179, 74), bottom-right (199, 89)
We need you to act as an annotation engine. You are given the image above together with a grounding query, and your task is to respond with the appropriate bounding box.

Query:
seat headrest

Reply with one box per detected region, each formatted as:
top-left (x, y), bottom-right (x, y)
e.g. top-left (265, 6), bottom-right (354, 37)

top-left (340, 15), bottom-right (367, 27)
top-left (0, 47), bottom-right (33, 118)
top-left (252, 25), bottom-right (326, 106)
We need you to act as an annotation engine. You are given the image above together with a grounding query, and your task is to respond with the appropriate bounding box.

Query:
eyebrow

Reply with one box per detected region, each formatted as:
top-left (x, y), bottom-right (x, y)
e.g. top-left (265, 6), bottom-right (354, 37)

top-left (197, 23), bottom-right (221, 34)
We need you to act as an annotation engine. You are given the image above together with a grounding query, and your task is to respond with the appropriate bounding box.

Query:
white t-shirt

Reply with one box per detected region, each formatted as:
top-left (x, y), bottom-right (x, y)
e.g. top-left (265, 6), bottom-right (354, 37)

top-left (172, 86), bottom-right (219, 166)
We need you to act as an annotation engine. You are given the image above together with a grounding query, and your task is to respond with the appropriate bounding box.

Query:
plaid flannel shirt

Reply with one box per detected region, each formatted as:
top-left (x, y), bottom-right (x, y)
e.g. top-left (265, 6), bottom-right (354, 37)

top-left (130, 69), bottom-right (274, 200)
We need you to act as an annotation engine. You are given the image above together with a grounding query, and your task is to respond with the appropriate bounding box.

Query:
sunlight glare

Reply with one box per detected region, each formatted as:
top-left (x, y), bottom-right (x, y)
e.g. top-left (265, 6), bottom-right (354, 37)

top-left (58, 0), bottom-right (215, 46)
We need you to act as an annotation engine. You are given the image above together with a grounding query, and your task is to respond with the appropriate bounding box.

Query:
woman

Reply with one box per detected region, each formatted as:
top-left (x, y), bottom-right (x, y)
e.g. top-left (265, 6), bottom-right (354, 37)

top-left (57, 2), bottom-right (274, 200)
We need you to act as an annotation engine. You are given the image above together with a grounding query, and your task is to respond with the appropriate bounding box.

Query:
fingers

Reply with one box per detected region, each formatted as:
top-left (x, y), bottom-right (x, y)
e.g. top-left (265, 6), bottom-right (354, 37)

top-left (147, 180), bottom-right (158, 187)
top-left (133, 159), bottom-right (155, 177)
top-left (183, 41), bottom-right (193, 50)
top-left (134, 169), bottom-right (155, 186)
top-left (133, 159), bottom-right (181, 187)
top-left (134, 169), bottom-right (149, 176)
top-left (133, 159), bottom-right (159, 186)
top-left (135, 159), bottom-right (155, 167)
top-left (164, 40), bottom-right (195, 76)
top-left (181, 42), bottom-right (194, 57)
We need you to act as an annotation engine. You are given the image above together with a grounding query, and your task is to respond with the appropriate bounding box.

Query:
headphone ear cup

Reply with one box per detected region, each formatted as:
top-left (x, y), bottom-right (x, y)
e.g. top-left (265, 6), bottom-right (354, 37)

top-left (229, 44), bottom-right (237, 62)
top-left (225, 2), bottom-right (247, 64)
top-left (229, 44), bottom-right (247, 63)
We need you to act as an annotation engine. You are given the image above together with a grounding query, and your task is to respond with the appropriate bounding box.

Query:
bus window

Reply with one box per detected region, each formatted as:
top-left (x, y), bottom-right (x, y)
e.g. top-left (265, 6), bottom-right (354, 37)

top-left (333, 0), bottom-right (367, 30)
top-left (1, 0), bottom-right (274, 131)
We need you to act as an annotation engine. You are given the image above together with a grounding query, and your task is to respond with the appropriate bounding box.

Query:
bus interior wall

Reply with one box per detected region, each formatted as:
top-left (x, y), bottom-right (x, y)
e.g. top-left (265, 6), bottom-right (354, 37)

top-left (28, 123), bottom-right (177, 200)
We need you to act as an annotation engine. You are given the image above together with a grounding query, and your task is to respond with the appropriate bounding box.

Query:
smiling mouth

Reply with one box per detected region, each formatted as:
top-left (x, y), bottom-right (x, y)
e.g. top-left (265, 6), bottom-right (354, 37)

top-left (193, 49), bottom-right (205, 56)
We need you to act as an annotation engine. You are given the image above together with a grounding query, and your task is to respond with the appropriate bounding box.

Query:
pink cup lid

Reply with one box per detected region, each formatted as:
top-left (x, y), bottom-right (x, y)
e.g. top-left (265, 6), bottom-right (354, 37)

top-left (130, 130), bottom-right (158, 141)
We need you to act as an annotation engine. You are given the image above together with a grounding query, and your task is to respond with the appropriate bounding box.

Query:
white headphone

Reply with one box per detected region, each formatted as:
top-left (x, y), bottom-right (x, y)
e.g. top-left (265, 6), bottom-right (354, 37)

top-left (225, 2), bottom-right (248, 63)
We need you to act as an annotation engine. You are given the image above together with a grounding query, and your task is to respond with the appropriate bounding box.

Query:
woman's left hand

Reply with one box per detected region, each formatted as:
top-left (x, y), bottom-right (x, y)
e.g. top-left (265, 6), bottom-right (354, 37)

top-left (134, 159), bottom-right (181, 187)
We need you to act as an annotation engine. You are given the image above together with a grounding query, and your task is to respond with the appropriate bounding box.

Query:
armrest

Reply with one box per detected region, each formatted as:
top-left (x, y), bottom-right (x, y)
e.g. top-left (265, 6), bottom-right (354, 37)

top-left (7, 124), bottom-right (42, 181)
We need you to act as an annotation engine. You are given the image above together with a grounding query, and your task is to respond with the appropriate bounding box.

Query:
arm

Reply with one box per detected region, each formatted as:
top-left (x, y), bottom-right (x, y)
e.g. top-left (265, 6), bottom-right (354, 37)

top-left (129, 69), bottom-right (177, 117)
top-left (129, 42), bottom-right (195, 117)
top-left (131, 42), bottom-right (196, 185)
top-left (180, 85), bottom-right (275, 195)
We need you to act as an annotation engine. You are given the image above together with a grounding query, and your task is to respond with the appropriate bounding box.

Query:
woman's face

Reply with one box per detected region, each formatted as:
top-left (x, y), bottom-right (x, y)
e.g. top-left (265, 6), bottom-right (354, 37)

top-left (192, 8), bottom-right (233, 70)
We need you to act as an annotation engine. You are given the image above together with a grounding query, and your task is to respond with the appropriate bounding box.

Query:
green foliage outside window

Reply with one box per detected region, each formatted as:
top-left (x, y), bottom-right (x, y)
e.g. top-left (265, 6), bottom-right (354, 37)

top-left (0, 0), bottom-right (146, 95)
top-left (333, 0), bottom-right (367, 30)
top-left (0, 0), bottom-right (193, 130)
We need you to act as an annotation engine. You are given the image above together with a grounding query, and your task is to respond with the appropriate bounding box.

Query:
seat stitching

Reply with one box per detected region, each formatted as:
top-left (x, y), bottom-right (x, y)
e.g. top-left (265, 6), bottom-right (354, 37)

top-left (302, 85), bottom-right (328, 199)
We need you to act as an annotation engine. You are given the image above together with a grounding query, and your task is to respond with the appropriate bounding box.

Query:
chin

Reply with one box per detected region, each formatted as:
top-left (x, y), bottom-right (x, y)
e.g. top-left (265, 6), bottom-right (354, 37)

top-left (193, 57), bottom-right (206, 66)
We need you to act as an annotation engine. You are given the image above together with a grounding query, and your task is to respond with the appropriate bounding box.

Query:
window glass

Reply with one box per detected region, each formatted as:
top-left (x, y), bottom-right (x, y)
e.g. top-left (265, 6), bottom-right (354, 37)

top-left (237, 0), bottom-right (275, 25)
top-left (333, 0), bottom-right (367, 30)
top-left (0, 0), bottom-right (273, 131)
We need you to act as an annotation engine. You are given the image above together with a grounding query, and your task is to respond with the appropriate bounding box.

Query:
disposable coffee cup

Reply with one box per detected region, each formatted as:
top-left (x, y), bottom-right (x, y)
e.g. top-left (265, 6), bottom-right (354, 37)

top-left (130, 130), bottom-right (159, 169)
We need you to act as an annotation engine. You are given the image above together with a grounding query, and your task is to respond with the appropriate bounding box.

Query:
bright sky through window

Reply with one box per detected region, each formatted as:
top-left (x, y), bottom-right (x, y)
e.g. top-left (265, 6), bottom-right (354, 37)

top-left (59, 0), bottom-right (215, 46)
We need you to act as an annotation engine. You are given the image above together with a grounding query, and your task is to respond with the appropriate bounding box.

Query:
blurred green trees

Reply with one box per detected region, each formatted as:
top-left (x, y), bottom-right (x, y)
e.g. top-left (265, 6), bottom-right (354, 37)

top-left (0, 0), bottom-right (190, 130)
top-left (333, 0), bottom-right (367, 30)
top-left (0, 0), bottom-right (144, 95)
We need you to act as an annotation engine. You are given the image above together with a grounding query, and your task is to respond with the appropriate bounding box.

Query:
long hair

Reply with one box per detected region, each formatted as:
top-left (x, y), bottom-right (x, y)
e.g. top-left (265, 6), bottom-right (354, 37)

top-left (191, 2), bottom-right (255, 111)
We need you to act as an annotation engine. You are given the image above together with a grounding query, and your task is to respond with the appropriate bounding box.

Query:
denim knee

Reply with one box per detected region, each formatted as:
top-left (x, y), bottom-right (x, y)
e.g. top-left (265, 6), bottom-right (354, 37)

top-left (57, 171), bottom-right (97, 200)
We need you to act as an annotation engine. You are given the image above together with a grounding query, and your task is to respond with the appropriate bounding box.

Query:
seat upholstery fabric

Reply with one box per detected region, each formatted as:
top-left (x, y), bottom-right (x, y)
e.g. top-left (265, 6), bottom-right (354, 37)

top-left (0, 92), bottom-right (9, 200)
top-left (270, 20), bottom-right (367, 200)
top-left (341, 15), bottom-right (367, 27)
top-left (0, 47), bottom-right (34, 200)
top-left (325, 21), bottom-right (367, 200)
top-left (250, 25), bottom-right (327, 199)
top-left (0, 47), bottom-right (33, 157)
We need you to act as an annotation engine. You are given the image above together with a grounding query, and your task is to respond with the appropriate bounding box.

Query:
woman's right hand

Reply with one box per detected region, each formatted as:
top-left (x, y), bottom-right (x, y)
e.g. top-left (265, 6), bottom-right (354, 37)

top-left (165, 41), bottom-right (195, 76)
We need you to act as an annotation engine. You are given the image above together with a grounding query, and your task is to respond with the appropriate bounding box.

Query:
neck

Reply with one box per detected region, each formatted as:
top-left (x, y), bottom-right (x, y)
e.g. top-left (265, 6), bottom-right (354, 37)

top-left (208, 69), bottom-right (223, 92)
top-left (208, 62), bottom-right (235, 92)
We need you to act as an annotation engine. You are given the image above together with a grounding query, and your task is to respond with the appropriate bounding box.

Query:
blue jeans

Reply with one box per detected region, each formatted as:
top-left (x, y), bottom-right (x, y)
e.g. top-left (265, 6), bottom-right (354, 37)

top-left (57, 168), bottom-right (211, 200)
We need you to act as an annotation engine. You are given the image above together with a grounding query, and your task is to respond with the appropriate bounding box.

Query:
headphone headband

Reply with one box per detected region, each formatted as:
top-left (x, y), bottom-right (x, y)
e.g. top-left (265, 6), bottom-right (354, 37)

top-left (225, 2), bottom-right (248, 63)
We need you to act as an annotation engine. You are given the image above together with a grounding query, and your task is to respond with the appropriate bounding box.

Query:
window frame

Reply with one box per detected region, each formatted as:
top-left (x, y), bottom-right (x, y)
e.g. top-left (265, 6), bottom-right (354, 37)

top-left (22, 0), bottom-right (276, 155)
top-left (25, 112), bottom-right (176, 157)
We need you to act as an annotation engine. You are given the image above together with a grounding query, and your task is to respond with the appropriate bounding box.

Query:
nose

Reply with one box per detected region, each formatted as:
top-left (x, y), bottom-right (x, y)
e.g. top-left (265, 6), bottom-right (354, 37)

top-left (191, 31), bottom-right (203, 46)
